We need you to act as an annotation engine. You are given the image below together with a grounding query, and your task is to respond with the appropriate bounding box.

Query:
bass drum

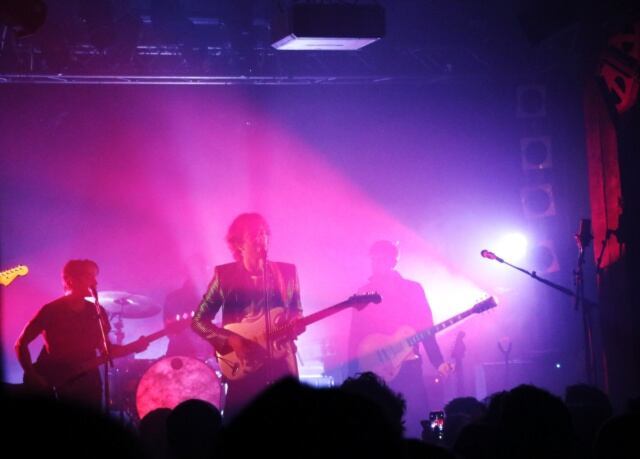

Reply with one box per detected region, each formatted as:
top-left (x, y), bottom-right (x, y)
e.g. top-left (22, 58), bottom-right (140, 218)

top-left (135, 356), bottom-right (222, 420)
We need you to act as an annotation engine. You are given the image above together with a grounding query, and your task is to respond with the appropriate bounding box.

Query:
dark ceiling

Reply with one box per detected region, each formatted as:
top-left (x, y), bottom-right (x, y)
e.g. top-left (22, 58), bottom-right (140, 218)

top-left (0, 0), bottom-right (636, 84)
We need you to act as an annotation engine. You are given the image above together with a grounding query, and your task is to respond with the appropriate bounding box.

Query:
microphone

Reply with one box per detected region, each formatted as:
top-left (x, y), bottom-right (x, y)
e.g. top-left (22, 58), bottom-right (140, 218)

top-left (576, 219), bottom-right (593, 249)
top-left (480, 250), bottom-right (504, 263)
top-left (90, 286), bottom-right (99, 302)
top-left (257, 247), bottom-right (268, 267)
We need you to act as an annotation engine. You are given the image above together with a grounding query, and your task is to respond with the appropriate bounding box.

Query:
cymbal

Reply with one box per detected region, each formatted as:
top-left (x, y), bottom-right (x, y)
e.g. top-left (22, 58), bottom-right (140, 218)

top-left (97, 291), bottom-right (161, 318)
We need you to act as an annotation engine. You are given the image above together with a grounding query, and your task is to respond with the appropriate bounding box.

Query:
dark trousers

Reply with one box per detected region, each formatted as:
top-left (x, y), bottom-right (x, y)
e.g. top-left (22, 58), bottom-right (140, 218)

top-left (222, 357), bottom-right (292, 421)
top-left (388, 358), bottom-right (429, 439)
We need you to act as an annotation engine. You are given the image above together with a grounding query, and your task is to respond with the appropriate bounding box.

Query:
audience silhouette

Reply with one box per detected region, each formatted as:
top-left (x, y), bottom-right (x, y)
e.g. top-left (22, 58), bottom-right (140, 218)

top-left (4, 373), bottom-right (637, 459)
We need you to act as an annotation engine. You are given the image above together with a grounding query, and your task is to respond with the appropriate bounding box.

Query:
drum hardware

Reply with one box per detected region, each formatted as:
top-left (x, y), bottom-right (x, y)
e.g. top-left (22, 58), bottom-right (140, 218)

top-left (99, 291), bottom-right (161, 319)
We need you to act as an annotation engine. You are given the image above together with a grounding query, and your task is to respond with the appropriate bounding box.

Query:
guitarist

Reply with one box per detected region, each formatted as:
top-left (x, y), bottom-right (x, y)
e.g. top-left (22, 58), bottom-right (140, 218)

top-left (348, 241), bottom-right (451, 438)
top-left (15, 259), bottom-right (149, 409)
top-left (192, 213), bottom-right (303, 420)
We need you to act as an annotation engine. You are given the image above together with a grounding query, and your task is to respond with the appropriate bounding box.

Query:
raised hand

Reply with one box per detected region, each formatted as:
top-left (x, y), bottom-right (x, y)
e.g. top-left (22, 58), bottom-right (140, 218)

top-left (437, 362), bottom-right (455, 378)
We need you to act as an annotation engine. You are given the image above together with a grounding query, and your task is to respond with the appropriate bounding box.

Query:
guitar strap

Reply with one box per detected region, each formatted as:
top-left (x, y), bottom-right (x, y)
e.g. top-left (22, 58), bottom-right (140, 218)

top-left (267, 262), bottom-right (299, 374)
top-left (268, 262), bottom-right (290, 316)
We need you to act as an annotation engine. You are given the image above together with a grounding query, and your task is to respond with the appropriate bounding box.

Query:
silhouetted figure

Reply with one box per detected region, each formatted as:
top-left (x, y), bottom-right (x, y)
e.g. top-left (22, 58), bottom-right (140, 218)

top-left (482, 390), bottom-right (507, 427)
top-left (341, 371), bottom-right (407, 438)
top-left (192, 213), bottom-right (304, 420)
top-left (138, 407), bottom-right (172, 459)
top-left (441, 396), bottom-right (487, 450)
top-left (453, 387), bottom-right (575, 459)
top-left (594, 412), bottom-right (640, 459)
top-left (565, 384), bottom-right (613, 459)
top-left (348, 240), bottom-right (450, 438)
top-left (221, 377), bottom-right (404, 458)
top-left (166, 399), bottom-right (222, 459)
top-left (499, 384), bottom-right (574, 459)
top-left (453, 422), bottom-right (499, 459)
top-left (404, 438), bottom-right (457, 459)
top-left (15, 259), bottom-right (148, 409)
top-left (4, 393), bottom-right (146, 459)
top-left (452, 388), bottom-right (505, 458)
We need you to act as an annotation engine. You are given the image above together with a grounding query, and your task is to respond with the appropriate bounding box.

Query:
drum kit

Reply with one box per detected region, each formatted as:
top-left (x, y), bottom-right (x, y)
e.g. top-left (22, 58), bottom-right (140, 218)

top-left (99, 291), bottom-right (222, 420)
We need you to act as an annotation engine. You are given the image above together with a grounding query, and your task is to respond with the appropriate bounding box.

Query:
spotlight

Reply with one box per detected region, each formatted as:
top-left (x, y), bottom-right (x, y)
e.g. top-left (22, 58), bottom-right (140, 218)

top-left (521, 184), bottom-right (556, 219)
top-left (521, 136), bottom-right (553, 170)
top-left (493, 232), bottom-right (529, 261)
top-left (271, 4), bottom-right (385, 51)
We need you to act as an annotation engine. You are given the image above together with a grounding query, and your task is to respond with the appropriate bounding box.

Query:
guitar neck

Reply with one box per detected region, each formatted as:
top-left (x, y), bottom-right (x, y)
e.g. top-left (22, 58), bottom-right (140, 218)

top-left (79, 326), bottom-right (175, 374)
top-left (145, 327), bottom-right (172, 343)
top-left (408, 309), bottom-right (476, 345)
top-left (301, 301), bottom-right (352, 327)
top-left (272, 300), bottom-right (353, 337)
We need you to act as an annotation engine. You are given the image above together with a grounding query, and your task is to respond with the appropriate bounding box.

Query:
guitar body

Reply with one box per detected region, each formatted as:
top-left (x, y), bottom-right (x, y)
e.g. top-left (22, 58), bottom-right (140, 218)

top-left (214, 293), bottom-right (382, 381)
top-left (356, 325), bottom-right (419, 381)
top-left (354, 297), bottom-right (497, 383)
top-left (23, 356), bottom-right (102, 400)
top-left (216, 307), bottom-right (297, 381)
top-left (22, 319), bottom-right (189, 395)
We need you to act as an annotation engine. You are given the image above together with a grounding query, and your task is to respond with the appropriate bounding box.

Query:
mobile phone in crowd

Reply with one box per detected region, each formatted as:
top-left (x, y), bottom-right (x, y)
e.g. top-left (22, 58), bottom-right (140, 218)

top-left (428, 410), bottom-right (445, 440)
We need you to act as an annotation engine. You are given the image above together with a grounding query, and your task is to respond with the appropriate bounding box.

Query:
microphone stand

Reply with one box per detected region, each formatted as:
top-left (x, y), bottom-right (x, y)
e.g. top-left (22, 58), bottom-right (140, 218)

top-left (497, 339), bottom-right (512, 390)
top-left (262, 256), bottom-right (273, 385)
top-left (483, 252), bottom-right (598, 385)
top-left (574, 234), bottom-right (597, 386)
top-left (92, 289), bottom-right (113, 415)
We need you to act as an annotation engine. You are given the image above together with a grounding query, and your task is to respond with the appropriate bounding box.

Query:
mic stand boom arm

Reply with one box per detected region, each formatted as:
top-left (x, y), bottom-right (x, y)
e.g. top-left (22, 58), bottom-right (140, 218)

top-left (487, 255), bottom-right (597, 309)
top-left (484, 252), bottom-right (598, 385)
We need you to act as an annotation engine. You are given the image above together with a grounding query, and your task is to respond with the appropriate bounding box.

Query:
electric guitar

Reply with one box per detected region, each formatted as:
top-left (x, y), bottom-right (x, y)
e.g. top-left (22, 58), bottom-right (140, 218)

top-left (24, 318), bottom-right (190, 394)
top-left (356, 296), bottom-right (497, 381)
top-left (0, 265), bottom-right (29, 286)
top-left (216, 292), bottom-right (382, 381)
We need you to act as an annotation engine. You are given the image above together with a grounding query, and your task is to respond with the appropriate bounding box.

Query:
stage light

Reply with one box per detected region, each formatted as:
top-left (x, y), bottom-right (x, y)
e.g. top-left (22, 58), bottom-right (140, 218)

top-left (271, 4), bottom-right (384, 51)
top-left (494, 232), bottom-right (528, 261)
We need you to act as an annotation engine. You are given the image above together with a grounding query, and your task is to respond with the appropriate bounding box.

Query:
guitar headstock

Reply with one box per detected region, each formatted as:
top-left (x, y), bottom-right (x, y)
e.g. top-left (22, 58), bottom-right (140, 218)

top-left (0, 265), bottom-right (29, 286)
top-left (347, 292), bottom-right (382, 310)
top-left (471, 296), bottom-right (497, 314)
